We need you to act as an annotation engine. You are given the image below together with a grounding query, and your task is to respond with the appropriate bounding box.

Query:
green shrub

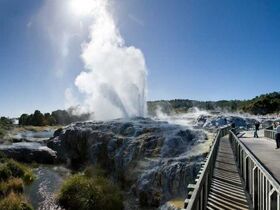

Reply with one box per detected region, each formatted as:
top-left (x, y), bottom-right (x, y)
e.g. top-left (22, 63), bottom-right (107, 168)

top-left (0, 128), bottom-right (5, 138)
top-left (0, 117), bottom-right (13, 138)
top-left (58, 174), bottom-right (123, 210)
top-left (0, 160), bottom-right (35, 184)
top-left (0, 164), bottom-right (12, 181)
top-left (0, 152), bottom-right (7, 161)
top-left (0, 192), bottom-right (33, 210)
top-left (92, 176), bottom-right (124, 210)
top-left (0, 159), bottom-right (34, 209)
top-left (6, 160), bottom-right (25, 177)
top-left (5, 160), bottom-right (35, 184)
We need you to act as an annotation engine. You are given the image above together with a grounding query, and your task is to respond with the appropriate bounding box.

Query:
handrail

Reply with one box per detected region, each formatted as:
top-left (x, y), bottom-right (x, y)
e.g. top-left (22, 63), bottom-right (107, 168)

top-left (264, 129), bottom-right (276, 140)
top-left (184, 125), bottom-right (231, 210)
top-left (229, 130), bottom-right (280, 209)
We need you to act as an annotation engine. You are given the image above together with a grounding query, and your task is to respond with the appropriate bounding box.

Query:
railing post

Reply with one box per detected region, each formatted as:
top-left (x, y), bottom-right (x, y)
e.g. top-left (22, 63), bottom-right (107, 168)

top-left (204, 174), bottom-right (208, 210)
top-left (245, 156), bottom-right (249, 191)
top-left (269, 189), bottom-right (278, 210)
top-left (253, 166), bottom-right (258, 209)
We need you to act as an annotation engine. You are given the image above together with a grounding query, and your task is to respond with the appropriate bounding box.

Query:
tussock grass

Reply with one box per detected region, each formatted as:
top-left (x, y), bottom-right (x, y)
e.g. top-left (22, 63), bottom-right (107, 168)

top-left (0, 192), bottom-right (33, 210)
top-left (0, 155), bottom-right (34, 209)
top-left (0, 178), bottom-right (24, 197)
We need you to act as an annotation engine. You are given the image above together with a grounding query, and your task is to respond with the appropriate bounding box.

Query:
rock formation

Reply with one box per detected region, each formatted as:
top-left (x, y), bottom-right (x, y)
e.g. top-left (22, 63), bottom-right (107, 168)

top-left (0, 142), bottom-right (57, 164)
top-left (47, 117), bottom-right (207, 207)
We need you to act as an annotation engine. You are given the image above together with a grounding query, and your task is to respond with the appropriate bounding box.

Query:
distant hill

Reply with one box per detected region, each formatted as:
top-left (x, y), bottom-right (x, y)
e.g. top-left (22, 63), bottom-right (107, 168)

top-left (148, 92), bottom-right (280, 116)
top-left (241, 92), bottom-right (280, 115)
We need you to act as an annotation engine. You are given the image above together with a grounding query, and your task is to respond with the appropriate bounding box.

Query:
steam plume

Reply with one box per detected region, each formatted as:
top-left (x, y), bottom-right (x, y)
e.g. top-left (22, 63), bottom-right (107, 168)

top-left (74, 0), bottom-right (148, 120)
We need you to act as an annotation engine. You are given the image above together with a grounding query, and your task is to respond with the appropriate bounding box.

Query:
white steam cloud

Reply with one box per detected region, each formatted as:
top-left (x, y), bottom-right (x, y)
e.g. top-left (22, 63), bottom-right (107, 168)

top-left (73, 0), bottom-right (148, 120)
top-left (37, 0), bottom-right (148, 120)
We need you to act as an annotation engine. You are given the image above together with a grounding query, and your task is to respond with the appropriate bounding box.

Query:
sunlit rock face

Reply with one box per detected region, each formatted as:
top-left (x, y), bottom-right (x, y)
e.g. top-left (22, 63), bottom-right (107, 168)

top-left (0, 142), bottom-right (57, 164)
top-left (47, 118), bottom-right (207, 207)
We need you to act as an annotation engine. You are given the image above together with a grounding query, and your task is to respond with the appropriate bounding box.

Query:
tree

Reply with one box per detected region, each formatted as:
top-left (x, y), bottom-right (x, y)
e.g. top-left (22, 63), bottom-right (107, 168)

top-left (33, 110), bottom-right (45, 126)
top-left (44, 113), bottom-right (56, 125)
top-left (19, 114), bottom-right (29, 125)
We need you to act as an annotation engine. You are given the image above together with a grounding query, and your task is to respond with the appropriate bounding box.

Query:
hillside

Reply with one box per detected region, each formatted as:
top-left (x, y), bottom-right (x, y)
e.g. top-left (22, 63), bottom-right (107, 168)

top-left (241, 92), bottom-right (280, 115)
top-left (148, 92), bottom-right (280, 115)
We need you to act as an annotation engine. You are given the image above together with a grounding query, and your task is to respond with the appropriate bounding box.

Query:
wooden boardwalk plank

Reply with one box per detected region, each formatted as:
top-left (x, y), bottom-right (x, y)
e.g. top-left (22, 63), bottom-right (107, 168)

top-left (207, 135), bottom-right (251, 210)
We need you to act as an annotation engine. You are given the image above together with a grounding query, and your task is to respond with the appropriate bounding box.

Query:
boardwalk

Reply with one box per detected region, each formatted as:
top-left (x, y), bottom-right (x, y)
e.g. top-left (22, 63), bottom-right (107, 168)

top-left (240, 130), bottom-right (280, 183)
top-left (207, 135), bottom-right (251, 210)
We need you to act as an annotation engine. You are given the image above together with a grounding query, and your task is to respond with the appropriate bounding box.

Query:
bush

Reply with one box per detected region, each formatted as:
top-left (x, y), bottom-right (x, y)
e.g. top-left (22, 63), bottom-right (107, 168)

top-left (0, 160), bottom-right (35, 184)
top-left (0, 164), bottom-right (12, 181)
top-left (6, 160), bottom-right (35, 184)
top-left (92, 176), bottom-right (124, 210)
top-left (0, 128), bottom-right (5, 138)
top-left (0, 117), bottom-right (13, 138)
top-left (0, 152), bottom-right (7, 160)
top-left (0, 158), bottom-right (34, 209)
top-left (6, 160), bottom-right (25, 177)
top-left (0, 192), bottom-right (33, 210)
top-left (58, 173), bottom-right (123, 210)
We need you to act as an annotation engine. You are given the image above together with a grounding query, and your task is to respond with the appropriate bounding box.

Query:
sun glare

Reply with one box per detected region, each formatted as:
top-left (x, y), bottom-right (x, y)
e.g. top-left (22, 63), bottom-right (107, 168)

top-left (69, 0), bottom-right (96, 17)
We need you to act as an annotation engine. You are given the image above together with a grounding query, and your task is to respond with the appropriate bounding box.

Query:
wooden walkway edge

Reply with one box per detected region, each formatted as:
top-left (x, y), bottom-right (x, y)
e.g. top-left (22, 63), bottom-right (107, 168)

top-left (207, 135), bottom-right (251, 210)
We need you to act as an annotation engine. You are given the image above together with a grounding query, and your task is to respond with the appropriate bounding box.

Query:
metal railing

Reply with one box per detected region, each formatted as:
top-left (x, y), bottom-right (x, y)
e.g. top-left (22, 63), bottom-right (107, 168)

top-left (229, 131), bottom-right (280, 210)
top-left (264, 129), bottom-right (276, 140)
top-left (184, 126), bottom-right (231, 210)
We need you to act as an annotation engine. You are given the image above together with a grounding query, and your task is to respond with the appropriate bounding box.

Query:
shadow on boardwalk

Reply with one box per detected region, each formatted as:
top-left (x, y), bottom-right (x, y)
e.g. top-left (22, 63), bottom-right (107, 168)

top-left (207, 136), bottom-right (251, 210)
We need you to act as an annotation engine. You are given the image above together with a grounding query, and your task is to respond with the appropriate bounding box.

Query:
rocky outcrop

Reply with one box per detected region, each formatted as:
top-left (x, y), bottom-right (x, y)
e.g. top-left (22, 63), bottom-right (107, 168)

top-left (0, 142), bottom-right (58, 164)
top-left (196, 115), bottom-right (259, 130)
top-left (47, 117), bottom-right (207, 207)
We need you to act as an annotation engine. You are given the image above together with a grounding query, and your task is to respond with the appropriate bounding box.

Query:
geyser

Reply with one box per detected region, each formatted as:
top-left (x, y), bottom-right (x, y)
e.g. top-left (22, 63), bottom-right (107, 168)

top-left (73, 0), bottom-right (148, 120)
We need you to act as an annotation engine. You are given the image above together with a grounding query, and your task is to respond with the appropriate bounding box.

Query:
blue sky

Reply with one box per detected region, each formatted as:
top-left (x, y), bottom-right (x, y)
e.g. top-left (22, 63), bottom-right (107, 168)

top-left (0, 0), bottom-right (280, 117)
